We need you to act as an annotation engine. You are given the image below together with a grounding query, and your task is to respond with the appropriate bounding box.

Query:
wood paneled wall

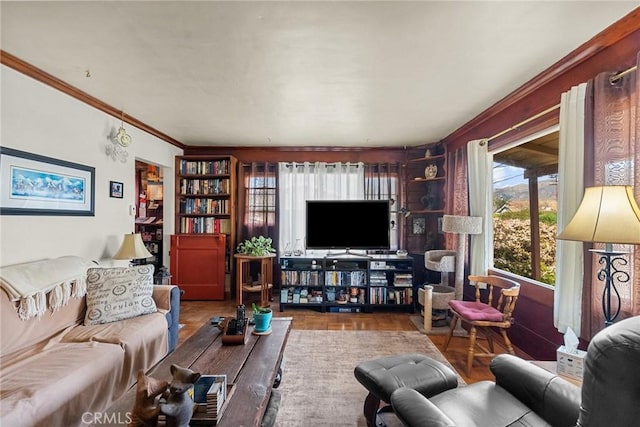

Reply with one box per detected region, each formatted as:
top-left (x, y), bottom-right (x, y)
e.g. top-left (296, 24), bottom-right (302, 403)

top-left (453, 9), bottom-right (640, 359)
top-left (189, 9), bottom-right (640, 359)
top-left (184, 145), bottom-right (410, 164)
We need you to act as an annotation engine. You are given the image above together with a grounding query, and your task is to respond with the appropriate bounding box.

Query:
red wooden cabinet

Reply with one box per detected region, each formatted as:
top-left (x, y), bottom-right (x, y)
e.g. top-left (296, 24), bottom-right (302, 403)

top-left (170, 234), bottom-right (226, 300)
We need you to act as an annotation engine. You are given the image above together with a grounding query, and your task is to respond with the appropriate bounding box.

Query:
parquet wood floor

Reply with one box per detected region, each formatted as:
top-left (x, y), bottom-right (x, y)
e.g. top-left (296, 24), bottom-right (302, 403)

top-left (178, 299), bottom-right (527, 384)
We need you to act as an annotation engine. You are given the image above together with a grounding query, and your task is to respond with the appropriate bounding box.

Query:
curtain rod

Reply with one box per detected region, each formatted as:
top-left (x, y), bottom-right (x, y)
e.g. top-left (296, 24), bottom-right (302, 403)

top-left (487, 104), bottom-right (560, 142)
top-left (609, 65), bottom-right (637, 83)
top-left (487, 63), bottom-right (637, 143)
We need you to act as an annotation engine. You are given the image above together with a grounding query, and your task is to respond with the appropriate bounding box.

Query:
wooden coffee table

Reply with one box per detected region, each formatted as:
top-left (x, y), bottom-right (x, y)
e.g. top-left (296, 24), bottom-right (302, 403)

top-left (101, 317), bottom-right (292, 426)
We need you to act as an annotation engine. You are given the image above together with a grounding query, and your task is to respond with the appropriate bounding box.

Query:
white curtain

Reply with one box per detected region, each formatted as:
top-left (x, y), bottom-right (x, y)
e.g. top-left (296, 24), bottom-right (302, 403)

top-left (278, 162), bottom-right (365, 255)
top-left (555, 83), bottom-right (587, 334)
top-left (467, 139), bottom-right (492, 276)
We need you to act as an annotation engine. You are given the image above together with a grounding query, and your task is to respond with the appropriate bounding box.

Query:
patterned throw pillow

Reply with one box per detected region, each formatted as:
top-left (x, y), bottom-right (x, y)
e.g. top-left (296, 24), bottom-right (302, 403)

top-left (84, 265), bottom-right (156, 325)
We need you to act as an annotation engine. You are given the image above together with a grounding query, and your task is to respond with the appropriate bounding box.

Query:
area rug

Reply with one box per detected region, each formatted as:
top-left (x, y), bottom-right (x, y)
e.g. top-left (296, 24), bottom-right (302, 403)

top-left (274, 330), bottom-right (464, 427)
top-left (409, 314), bottom-right (469, 337)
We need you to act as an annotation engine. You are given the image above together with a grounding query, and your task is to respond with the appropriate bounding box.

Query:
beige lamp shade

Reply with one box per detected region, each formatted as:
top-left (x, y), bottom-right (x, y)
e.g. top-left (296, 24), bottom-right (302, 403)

top-left (442, 215), bottom-right (483, 235)
top-left (113, 233), bottom-right (153, 260)
top-left (558, 185), bottom-right (640, 245)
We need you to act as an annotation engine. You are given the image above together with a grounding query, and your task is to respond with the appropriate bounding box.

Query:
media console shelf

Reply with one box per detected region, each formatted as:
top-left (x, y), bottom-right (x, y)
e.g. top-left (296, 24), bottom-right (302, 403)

top-left (279, 255), bottom-right (415, 313)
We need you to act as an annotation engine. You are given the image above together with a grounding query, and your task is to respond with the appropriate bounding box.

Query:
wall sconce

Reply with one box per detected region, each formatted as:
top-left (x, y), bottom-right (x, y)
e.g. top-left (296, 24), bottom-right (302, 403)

top-left (557, 185), bottom-right (640, 326)
top-left (106, 112), bottom-right (132, 163)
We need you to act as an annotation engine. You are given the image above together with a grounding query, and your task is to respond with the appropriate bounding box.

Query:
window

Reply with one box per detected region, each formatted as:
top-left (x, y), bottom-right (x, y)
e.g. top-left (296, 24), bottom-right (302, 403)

top-left (365, 164), bottom-right (400, 251)
top-left (276, 162), bottom-right (400, 255)
top-left (239, 163), bottom-right (278, 244)
top-left (243, 174), bottom-right (277, 227)
top-left (492, 130), bottom-right (559, 286)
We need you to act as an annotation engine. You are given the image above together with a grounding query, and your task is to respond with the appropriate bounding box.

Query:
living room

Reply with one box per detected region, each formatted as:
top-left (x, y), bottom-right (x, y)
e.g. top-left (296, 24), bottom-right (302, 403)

top-left (1, 2), bottom-right (640, 427)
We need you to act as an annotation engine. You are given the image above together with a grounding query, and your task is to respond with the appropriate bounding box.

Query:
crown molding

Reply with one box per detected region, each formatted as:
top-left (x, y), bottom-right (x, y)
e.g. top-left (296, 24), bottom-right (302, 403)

top-left (1, 50), bottom-right (185, 150)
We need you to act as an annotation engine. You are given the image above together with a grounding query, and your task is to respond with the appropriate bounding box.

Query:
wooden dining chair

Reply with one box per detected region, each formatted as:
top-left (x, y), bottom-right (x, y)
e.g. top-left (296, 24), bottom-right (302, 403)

top-left (443, 274), bottom-right (520, 376)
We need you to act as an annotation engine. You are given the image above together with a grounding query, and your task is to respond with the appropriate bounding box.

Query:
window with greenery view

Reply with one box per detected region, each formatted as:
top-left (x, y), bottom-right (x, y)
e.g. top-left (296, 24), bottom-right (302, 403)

top-left (492, 131), bottom-right (559, 286)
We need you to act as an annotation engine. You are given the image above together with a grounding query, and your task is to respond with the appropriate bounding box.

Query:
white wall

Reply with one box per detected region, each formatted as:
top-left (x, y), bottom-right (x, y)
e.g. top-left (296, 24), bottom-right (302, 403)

top-left (0, 66), bottom-right (183, 267)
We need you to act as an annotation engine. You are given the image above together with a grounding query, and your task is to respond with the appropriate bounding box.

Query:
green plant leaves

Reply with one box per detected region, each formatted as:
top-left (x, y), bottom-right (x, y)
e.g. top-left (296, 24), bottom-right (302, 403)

top-left (236, 235), bottom-right (276, 256)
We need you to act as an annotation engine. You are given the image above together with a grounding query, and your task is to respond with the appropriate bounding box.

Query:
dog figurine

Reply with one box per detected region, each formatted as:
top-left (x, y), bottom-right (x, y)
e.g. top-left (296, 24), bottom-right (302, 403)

top-left (160, 364), bottom-right (201, 427)
top-left (128, 370), bottom-right (168, 427)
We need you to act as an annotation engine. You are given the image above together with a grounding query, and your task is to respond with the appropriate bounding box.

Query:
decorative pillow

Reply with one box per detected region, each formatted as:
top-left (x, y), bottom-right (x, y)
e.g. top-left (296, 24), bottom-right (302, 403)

top-left (84, 265), bottom-right (156, 325)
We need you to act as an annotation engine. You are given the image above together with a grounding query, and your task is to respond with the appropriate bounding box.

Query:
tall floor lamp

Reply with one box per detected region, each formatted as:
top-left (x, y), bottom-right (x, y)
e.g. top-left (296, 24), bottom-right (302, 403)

top-left (558, 185), bottom-right (640, 327)
top-left (442, 215), bottom-right (483, 301)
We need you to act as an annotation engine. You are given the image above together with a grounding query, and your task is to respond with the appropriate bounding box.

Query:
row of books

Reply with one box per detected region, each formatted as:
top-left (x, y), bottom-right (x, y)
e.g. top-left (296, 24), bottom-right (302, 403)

top-left (281, 270), bottom-right (323, 286)
top-left (179, 159), bottom-right (231, 175)
top-left (388, 288), bottom-right (413, 304)
top-left (325, 270), bottom-right (366, 286)
top-left (180, 178), bottom-right (230, 195)
top-left (179, 198), bottom-right (229, 214)
top-left (280, 286), bottom-right (412, 305)
top-left (370, 287), bottom-right (412, 304)
top-left (179, 217), bottom-right (231, 234)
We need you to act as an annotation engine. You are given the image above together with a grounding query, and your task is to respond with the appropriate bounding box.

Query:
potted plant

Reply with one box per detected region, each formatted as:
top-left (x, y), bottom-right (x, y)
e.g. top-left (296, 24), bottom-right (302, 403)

top-left (236, 236), bottom-right (276, 257)
top-left (252, 303), bottom-right (272, 333)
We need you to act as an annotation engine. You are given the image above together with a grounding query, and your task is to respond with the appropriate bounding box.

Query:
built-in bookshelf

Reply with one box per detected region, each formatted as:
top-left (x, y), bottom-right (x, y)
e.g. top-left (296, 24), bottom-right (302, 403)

top-left (173, 155), bottom-right (237, 300)
top-left (279, 255), bottom-right (415, 313)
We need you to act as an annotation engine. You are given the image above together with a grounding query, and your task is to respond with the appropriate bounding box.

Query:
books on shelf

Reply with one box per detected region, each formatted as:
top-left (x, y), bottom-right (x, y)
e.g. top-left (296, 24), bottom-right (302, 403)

top-left (179, 198), bottom-right (229, 215)
top-left (179, 159), bottom-right (230, 175)
top-left (370, 271), bottom-right (388, 286)
top-left (393, 273), bottom-right (413, 287)
top-left (370, 286), bottom-right (388, 304)
top-left (280, 270), bottom-right (323, 286)
top-left (179, 217), bottom-right (231, 234)
top-left (179, 178), bottom-right (230, 195)
top-left (387, 288), bottom-right (413, 304)
top-left (324, 270), bottom-right (366, 286)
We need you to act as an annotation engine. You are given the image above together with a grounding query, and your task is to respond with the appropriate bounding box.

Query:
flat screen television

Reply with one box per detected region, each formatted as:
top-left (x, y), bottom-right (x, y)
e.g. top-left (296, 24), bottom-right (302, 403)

top-left (305, 200), bottom-right (390, 250)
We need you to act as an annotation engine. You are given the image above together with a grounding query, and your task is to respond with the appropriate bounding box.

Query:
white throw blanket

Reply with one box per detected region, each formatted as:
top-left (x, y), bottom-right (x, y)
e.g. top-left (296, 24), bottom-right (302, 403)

top-left (0, 256), bottom-right (95, 320)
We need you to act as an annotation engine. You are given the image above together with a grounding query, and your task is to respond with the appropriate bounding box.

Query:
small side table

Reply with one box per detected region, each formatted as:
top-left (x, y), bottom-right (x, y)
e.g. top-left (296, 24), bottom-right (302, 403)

top-left (234, 253), bottom-right (276, 308)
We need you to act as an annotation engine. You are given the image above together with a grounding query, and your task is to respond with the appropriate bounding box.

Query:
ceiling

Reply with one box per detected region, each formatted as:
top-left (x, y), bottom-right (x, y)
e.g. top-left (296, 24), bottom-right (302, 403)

top-left (1, 1), bottom-right (638, 148)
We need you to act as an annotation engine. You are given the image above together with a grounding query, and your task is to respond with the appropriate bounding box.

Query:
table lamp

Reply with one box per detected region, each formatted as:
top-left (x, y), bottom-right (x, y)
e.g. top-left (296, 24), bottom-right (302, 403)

top-left (557, 185), bottom-right (640, 326)
top-left (113, 233), bottom-right (153, 265)
top-left (442, 215), bottom-right (483, 300)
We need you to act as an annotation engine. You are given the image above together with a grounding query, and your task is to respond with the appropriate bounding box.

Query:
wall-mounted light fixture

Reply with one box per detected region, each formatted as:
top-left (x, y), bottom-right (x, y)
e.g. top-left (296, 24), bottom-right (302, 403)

top-left (106, 111), bottom-right (132, 163)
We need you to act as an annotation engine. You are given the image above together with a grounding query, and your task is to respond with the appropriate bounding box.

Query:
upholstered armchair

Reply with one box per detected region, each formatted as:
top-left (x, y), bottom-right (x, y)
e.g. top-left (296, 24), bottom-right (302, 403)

top-left (390, 315), bottom-right (640, 427)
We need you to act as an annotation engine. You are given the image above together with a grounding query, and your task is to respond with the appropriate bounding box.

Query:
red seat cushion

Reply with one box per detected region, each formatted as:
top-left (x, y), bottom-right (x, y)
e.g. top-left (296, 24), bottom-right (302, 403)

top-left (449, 300), bottom-right (504, 322)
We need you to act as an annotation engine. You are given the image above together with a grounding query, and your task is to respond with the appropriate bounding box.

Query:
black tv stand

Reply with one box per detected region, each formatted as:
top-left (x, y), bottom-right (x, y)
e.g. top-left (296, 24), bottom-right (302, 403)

top-left (279, 255), bottom-right (415, 313)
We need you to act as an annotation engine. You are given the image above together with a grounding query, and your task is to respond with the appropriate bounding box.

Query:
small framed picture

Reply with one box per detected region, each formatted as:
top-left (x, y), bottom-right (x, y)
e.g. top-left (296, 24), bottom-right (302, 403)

top-left (412, 217), bottom-right (426, 235)
top-left (109, 181), bottom-right (123, 198)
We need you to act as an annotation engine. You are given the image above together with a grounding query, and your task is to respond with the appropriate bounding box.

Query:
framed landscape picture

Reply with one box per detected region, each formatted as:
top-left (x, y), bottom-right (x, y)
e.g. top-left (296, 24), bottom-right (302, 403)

top-left (0, 147), bottom-right (95, 216)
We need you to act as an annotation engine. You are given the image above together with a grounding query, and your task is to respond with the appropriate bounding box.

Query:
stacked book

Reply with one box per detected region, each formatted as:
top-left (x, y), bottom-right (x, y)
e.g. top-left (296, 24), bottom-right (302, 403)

top-left (370, 271), bottom-right (388, 287)
top-left (206, 379), bottom-right (225, 420)
top-left (393, 273), bottom-right (413, 287)
top-left (192, 374), bottom-right (227, 422)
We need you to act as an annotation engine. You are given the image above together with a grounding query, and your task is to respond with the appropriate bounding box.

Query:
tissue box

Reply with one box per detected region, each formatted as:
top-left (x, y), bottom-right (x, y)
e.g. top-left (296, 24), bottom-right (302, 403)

top-left (556, 345), bottom-right (587, 381)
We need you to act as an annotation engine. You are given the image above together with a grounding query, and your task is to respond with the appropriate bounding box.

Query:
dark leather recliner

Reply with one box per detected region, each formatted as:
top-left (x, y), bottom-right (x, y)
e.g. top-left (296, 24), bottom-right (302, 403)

top-left (390, 315), bottom-right (640, 427)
